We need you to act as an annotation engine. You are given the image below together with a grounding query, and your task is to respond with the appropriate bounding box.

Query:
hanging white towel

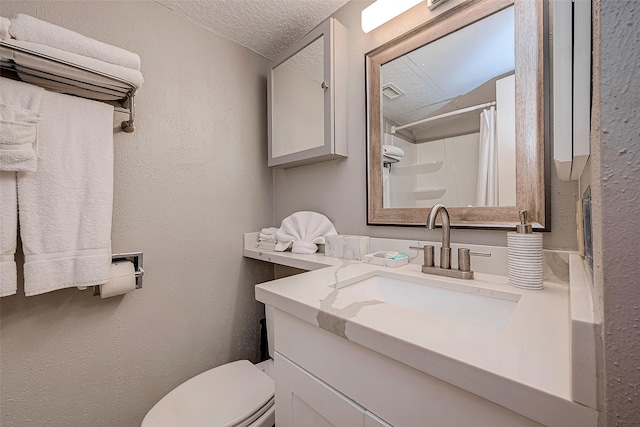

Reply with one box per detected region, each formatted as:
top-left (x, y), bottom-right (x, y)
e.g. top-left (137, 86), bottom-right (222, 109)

top-left (18, 91), bottom-right (113, 296)
top-left (0, 16), bottom-right (10, 40)
top-left (0, 171), bottom-right (18, 296)
top-left (0, 77), bottom-right (42, 295)
top-left (275, 212), bottom-right (338, 254)
top-left (0, 77), bottom-right (44, 172)
top-left (1, 40), bottom-right (144, 90)
top-left (382, 166), bottom-right (391, 208)
top-left (9, 14), bottom-right (141, 71)
top-left (475, 107), bottom-right (498, 206)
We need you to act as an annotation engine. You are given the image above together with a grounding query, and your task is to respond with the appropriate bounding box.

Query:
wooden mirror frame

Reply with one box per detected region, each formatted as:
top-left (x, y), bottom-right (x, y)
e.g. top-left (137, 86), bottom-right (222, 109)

top-left (366, 0), bottom-right (550, 230)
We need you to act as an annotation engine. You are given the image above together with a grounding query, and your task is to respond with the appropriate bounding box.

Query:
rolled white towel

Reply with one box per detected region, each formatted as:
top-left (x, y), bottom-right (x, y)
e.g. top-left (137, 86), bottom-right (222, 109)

top-left (0, 16), bottom-right (10, 40)
top-left (383, 144), bottom-right (405, 158)
top-left (9, 14), bottom-right (141, 71)
top-left (275, 212), bottom-right (338, 254)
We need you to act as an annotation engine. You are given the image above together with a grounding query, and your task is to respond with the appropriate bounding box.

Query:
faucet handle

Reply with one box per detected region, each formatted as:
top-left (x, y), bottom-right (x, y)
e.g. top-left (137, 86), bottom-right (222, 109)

top-left (469, 251), bottom-right (491, 257)
top-left (409, 245), bottom-right (435, 267)
top-left (458, 248), bottom-right (491, 272)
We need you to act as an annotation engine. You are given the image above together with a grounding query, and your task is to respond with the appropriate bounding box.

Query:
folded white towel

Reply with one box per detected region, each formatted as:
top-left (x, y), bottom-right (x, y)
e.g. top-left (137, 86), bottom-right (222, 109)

top-left (0, 16), bottom-right (10, 40)
top-left (261, 227), bottom-right (279, 235)
top-left (18, 91), bottom-right (113, 296)
top-left (2, 40), bottom-right (144, 89)
top-left (383, 144), bottom-right (405, 158)
top-left (258, 233), bottom-right (277, 243)
top-left (0, 77), bottom-right (44, 172)
top-left (275, 212), bottom-right (338, 254)
top-left (0, 171), bottom-right (18, 296)
top-left (256, 242), bottom-right (276, 251)
top-left (10, 14), bottom-right (141, 71)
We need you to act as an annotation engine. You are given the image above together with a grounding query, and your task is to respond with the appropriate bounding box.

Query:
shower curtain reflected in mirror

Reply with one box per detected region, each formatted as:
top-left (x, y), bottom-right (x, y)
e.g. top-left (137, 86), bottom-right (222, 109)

top-left (475, 106), bottom-right (498, 206)
top-left (382, 166), bottom-right (390, 208)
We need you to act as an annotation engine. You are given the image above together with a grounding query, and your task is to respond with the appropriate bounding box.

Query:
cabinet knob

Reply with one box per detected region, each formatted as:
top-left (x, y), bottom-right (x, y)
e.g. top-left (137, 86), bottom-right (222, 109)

top-left (321, 82), bottom-right (329, 90)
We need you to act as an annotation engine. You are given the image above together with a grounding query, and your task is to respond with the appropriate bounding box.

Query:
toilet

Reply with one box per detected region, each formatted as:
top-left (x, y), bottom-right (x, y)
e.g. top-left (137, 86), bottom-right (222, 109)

top-left (141, 308), bottom-right (276, 427)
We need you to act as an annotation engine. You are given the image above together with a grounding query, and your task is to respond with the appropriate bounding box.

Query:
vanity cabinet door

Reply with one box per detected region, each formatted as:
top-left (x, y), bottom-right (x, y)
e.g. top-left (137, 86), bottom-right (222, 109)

top-left (267, 17), bottom-right (347, 169)
top-left (275, 352), bottom-right (365, 427)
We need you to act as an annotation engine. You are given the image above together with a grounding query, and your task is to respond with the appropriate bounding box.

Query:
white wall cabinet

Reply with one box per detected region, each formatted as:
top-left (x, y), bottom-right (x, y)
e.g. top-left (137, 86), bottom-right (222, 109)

top-left (267, 17), bottom-right (348, 168)
top-left (553, 0), bottom-right (592, 180)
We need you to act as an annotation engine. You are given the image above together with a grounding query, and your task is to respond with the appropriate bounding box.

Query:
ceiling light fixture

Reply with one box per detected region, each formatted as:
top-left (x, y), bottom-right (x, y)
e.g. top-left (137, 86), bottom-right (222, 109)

top-left (361, 0), bottom-right (423, 33)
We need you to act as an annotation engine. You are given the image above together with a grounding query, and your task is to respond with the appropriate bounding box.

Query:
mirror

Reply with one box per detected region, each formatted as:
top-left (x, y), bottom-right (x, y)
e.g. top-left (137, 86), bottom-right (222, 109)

top-left (366, 0), bottom-right (549, 229)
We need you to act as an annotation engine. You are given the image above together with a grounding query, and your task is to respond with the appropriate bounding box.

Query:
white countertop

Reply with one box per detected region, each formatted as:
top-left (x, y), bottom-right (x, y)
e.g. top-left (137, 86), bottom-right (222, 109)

top-left (245, 233), bottom-right (598, 427)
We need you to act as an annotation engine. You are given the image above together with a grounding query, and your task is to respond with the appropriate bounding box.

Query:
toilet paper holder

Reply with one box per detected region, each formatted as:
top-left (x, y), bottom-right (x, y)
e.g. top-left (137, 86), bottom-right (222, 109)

top-left (93, 252), bottom-right (144, 296)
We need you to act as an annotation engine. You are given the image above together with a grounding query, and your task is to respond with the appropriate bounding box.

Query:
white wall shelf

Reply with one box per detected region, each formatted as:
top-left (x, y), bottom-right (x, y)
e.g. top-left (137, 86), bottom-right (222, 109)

top-left (412, 187), bottom-right (446, 200)
top-left (394, 160), bottom-right (444, 174)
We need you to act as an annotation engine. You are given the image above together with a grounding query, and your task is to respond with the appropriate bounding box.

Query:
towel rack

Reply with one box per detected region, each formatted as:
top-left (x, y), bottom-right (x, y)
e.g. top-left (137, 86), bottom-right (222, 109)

top-left (0, 41), bottom-right (136, 133)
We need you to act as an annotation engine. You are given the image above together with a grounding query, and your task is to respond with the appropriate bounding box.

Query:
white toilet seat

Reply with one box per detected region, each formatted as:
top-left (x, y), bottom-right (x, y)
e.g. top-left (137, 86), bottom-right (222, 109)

top-left (141, 360), bottom-right (275, 427)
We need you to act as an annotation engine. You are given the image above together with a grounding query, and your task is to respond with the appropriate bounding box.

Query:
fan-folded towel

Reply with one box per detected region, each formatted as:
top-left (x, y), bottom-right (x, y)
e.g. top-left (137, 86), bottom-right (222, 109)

top-left (9, 14), bottom-right (141, 71)
top-left (18, 91), bottom-right (113, 296)
top-left (275, 212), bottom-right (338, 254)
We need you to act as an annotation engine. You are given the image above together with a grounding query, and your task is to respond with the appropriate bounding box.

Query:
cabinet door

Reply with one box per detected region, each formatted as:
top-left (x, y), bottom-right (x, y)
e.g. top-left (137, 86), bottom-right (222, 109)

top-left (275, 352), bottom-right (365, 427)
top-left (267, 17), bottom-right (348, 168)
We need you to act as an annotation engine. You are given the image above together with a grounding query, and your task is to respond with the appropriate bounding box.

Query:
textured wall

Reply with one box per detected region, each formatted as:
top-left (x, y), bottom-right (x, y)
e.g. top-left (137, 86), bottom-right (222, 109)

top-left (591, 0), bottom-right (640, 424)
top-left (0, 2), bottom-right (274, 426)
top-left (273, 0), bottom-right (579, 250)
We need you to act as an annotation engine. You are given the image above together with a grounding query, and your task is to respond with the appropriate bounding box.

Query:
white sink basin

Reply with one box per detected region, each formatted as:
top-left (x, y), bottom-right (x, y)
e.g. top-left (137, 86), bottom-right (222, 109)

top-left (337, 273), bottom-right (519, 331)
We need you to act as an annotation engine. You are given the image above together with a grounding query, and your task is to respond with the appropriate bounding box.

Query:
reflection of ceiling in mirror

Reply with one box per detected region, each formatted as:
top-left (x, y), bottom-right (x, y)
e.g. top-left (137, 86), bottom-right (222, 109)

top-left (280, 36), bottom-right (324, 84)
top-left (382, 6), bottom-right (514, 131)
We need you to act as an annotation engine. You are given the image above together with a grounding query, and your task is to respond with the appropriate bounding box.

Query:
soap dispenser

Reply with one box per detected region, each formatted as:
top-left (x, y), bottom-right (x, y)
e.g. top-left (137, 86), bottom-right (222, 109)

top-left (507, 210), bottom-right (544, 289)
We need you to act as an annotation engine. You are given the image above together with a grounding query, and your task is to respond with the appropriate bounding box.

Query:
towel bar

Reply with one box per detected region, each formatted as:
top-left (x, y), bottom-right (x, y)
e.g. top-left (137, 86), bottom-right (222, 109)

top-left (114, 93), bottom-right (135, 132)
top-left (0, 41), bottom-right (138, 133)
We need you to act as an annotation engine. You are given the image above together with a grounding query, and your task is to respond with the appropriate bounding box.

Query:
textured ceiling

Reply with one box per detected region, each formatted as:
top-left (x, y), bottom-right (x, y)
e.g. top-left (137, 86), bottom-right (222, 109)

top-left (155, 0), bottom-right (350, 60)
top-left (382, 6), bottom-right (515, 130)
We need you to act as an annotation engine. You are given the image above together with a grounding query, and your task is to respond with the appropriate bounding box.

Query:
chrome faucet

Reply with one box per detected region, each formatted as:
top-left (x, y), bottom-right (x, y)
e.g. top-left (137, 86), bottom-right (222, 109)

top-left (409, 204), bottom-right (491, 280)
top-left (427, 204), bottom-right (451, 269)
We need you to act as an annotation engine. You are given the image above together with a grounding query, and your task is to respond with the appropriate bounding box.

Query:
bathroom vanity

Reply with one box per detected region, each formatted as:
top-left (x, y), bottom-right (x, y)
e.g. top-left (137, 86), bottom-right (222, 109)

top-left (244, 233), bottom-right (600, 427)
